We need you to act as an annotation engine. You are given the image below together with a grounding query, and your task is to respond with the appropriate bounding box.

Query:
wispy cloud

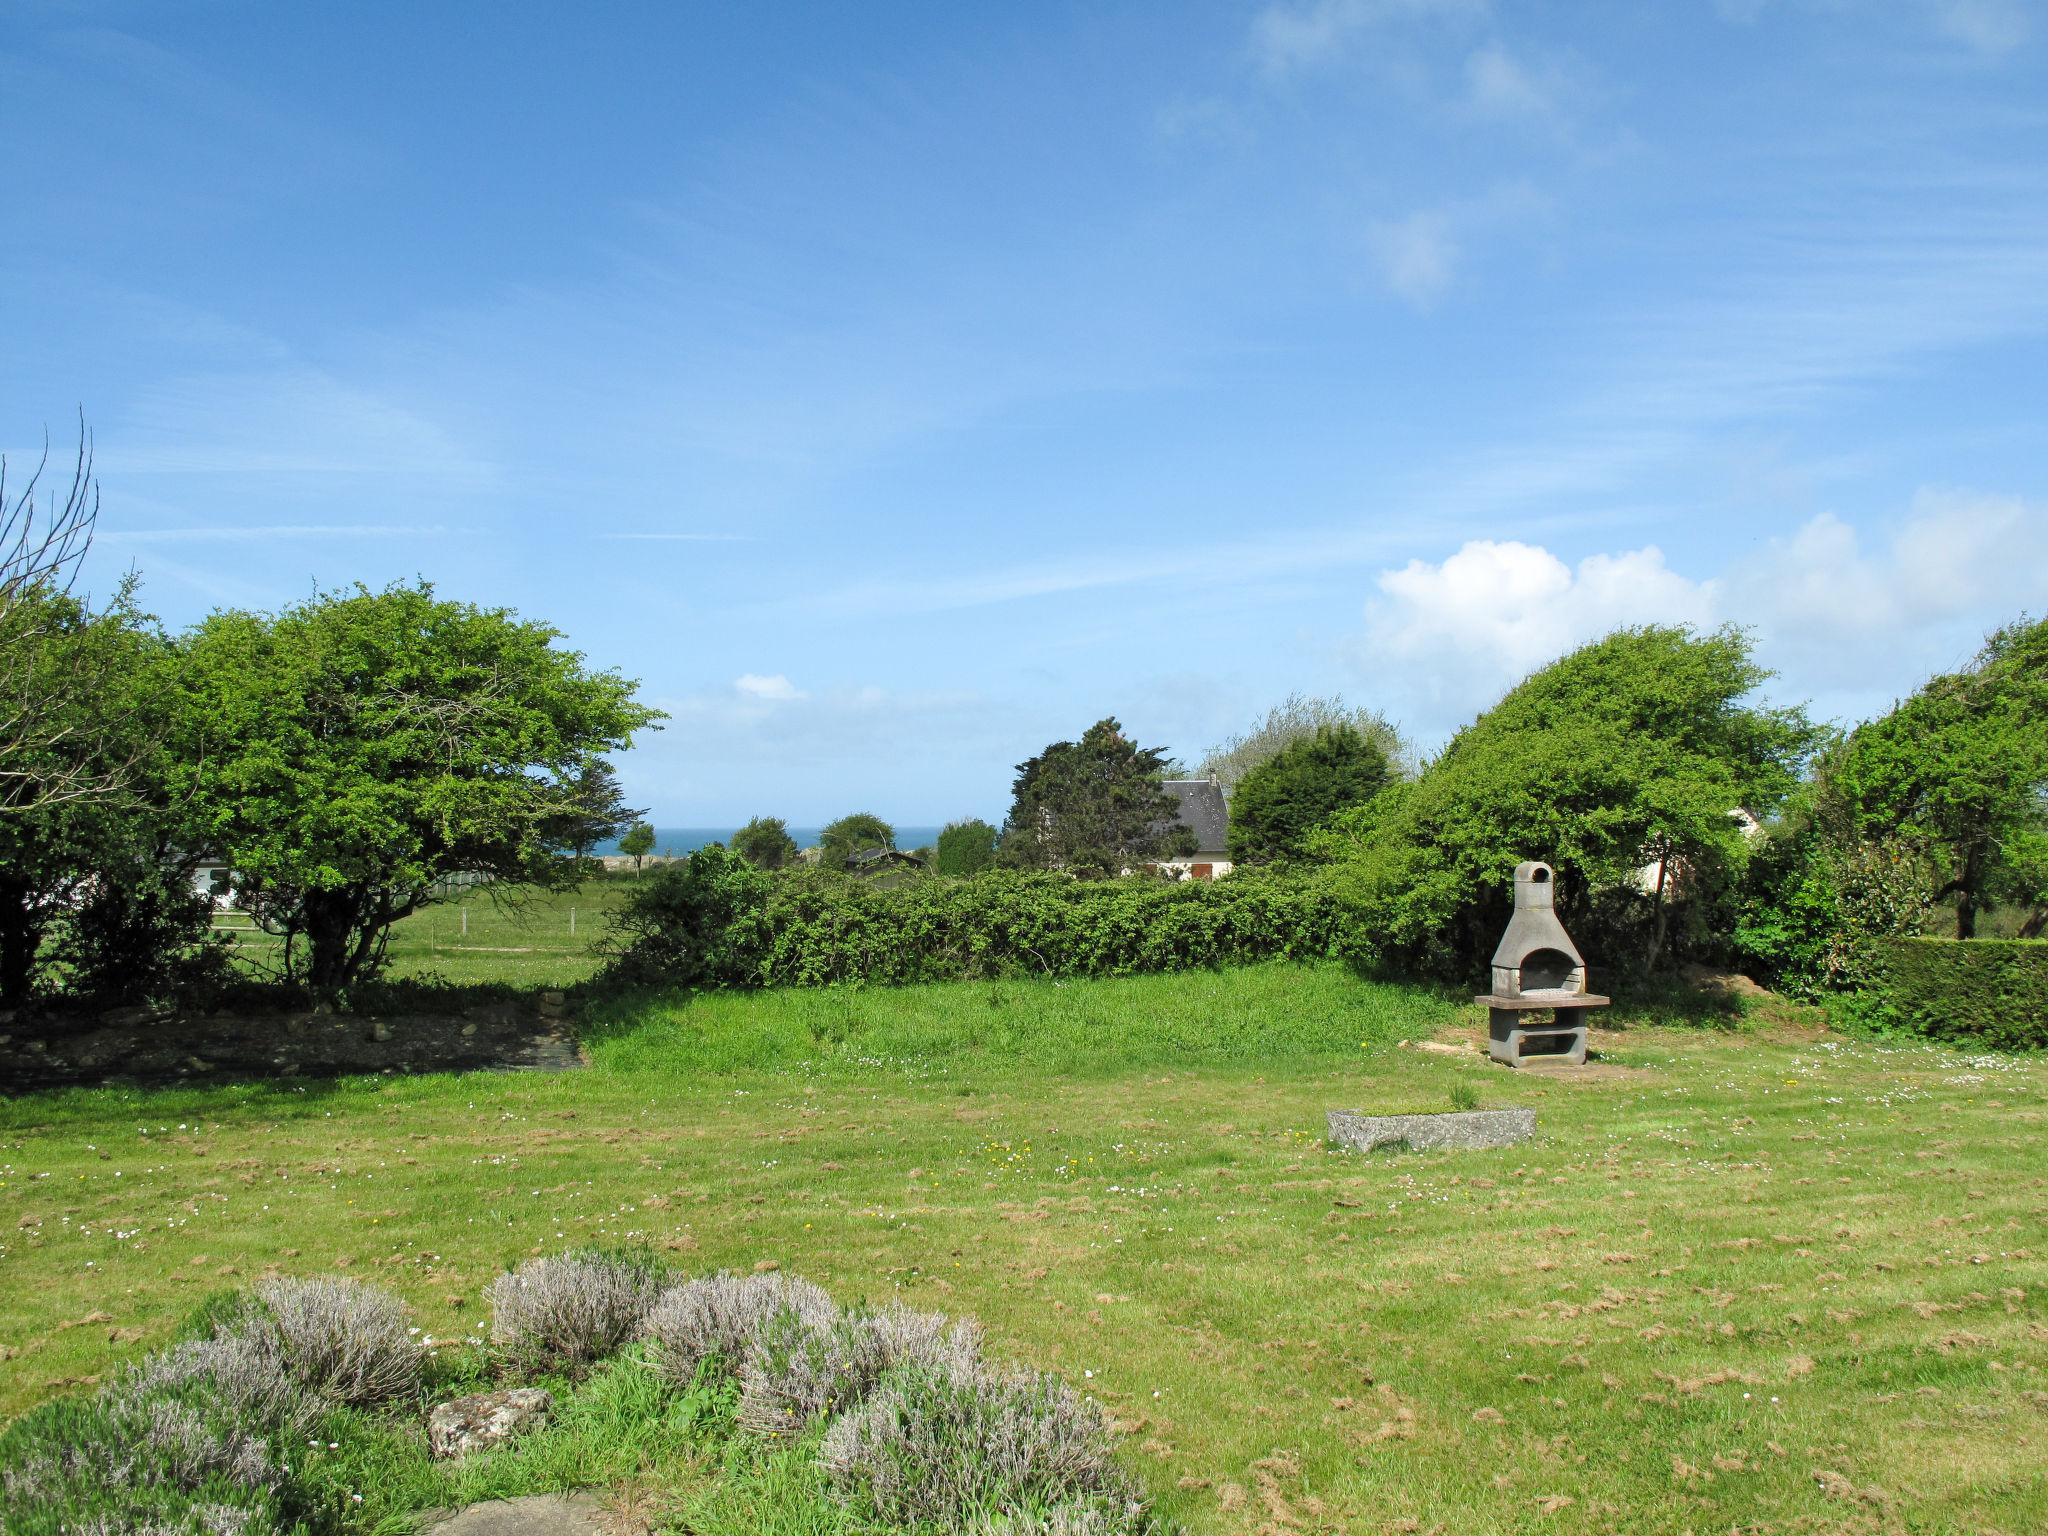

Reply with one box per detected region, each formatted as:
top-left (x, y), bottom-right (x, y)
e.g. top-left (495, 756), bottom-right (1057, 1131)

top-left (110, 367), bottom-right (493, 482)
top-left (601, 532), bottom-right (754, 542)
top-left (1248, 0), bottom-right (1486, 76)
top-left (1928, 0), bottom-right (2032, 55)
top-left (1368, 210), bottom-right (1460, 307)
top-left (100, 523), bottom-right (446, 543)
top-left (1366, 181), bottom-right (1547, 309)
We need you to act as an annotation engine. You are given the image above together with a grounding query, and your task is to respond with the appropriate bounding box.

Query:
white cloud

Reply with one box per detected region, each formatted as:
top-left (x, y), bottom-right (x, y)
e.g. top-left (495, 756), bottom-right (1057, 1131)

top-left (1363, 540), bottom-right (1714, 715)
top-left (733, 673), bottom-right (804, 701)
top-left (1356, 489), bottom-right (2048, 735)
top-left (1369, 210), bottom-right (1460, 308)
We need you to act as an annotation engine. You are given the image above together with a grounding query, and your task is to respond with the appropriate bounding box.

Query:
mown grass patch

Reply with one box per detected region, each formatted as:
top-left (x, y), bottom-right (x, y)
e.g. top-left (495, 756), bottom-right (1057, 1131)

top-left (3, 964), bottom-right (2045, 1535)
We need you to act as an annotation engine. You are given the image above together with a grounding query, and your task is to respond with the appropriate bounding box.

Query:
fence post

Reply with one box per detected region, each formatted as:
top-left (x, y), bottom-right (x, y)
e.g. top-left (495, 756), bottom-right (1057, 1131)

top-left (570, 906), bottom-right (577, 937)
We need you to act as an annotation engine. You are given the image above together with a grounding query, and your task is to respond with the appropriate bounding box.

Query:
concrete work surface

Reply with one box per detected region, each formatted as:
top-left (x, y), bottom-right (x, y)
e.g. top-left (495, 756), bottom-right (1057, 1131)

top-left (424, 1492), bottom-right (606, 1536)
top-left (1327, 1106), bottom-right (1536, 1153)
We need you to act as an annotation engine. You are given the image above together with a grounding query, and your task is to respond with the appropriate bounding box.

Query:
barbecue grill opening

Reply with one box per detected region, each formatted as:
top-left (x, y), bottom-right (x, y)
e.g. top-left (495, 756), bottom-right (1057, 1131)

top-left (1530, 867), bottom-right (1549, 883)
top-left (1518, 948), bottom-right (1575, 992)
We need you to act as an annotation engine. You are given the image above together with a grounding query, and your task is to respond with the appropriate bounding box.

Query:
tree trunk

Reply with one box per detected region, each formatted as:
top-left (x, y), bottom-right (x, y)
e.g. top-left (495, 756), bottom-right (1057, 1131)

top-left (1646, 844), bottom-right (1671, 971)
top-left (1955, 846), bottom-right (1983, 940)
top-left (301, 889), bottom-right (363, 997)
top-left (0, 881), bottom-right (43, 1010)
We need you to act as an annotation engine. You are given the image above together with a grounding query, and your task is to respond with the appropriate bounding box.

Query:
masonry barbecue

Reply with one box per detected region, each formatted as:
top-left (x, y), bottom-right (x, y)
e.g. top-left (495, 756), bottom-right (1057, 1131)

top-left (1478, 860), bottom-right (1608, 1066)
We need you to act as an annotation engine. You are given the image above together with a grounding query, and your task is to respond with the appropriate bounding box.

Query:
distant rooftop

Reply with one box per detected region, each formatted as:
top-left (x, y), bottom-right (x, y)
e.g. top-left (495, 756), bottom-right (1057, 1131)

top-left (1161, 778), bottom-right (1229, 857)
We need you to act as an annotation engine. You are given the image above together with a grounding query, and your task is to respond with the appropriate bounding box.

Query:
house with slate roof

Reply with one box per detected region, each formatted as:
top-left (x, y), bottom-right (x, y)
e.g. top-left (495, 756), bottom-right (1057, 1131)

top-left (1156, 778), bottom-right (1233, 880)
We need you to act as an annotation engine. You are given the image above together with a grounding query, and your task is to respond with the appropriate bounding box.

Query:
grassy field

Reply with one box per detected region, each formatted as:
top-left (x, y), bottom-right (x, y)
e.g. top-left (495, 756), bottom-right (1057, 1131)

top-left (212, 878), bottom-right (642, 989)
top-left (3, 964), bottom-right (2045, 1535)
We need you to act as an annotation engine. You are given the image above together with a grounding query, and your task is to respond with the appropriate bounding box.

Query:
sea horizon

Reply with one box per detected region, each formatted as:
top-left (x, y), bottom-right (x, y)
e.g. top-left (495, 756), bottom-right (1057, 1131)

top-left (596, 825), bottom-right (951, 856)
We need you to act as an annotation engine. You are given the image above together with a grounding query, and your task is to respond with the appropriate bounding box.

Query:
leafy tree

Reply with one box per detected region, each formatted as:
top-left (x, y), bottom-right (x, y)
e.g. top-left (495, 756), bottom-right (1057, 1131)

top-left (618, 820), bottom-right (657, 873)
top-left (544, 759), bottom-right (643, 865)
top-left (818, 812), bottom-right (894, 869)
top-left (1199, 693), bottom-right (1407, 793)
top-left (0, 583), bottom-right (193, 1007)
top-left (935, 818), bottom-right (1000, 877)
top-left (1833, 615), bottom-right (2048, 938)
top-left (1, 419), bottom-right (119, 817)
top-left (731, 816), bottom-right (799, 870)
top-left (1320, 626), bottom-right (1818, 977)
top-left (171, 581), bottom-right (662, 997)
top-left (1227, 722), bottom-right (1395, 865)
top-left (997, 717), bottom-right (1195, 878)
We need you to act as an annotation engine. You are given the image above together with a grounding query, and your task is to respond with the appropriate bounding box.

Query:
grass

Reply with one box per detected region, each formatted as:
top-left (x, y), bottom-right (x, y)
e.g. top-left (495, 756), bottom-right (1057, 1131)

top-left (3, 963), bottom-right (2045, 1535)
top-left (211, 878), bottom-right (642, 990)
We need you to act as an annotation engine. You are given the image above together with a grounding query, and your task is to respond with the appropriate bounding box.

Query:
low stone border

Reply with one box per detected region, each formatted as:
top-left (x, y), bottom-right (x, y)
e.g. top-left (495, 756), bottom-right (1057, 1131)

top-left (1326, 1106), bottom-right (1536, 1153)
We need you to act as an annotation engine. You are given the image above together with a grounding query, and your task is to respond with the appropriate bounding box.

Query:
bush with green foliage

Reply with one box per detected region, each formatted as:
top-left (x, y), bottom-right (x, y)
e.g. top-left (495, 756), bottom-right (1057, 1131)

top-left (730, 815), bottom-right (800, 870)
top-left (606, 847), bottom-right (1339, 989)
top-left (937, 818), bottom-right (1001, 877)
top-left (1833, 615), bottom-right (2048, 939)
top-left (1226, 722), bottom-right (1394, 865)
top-left (1859, 937), bottom-right (2048, 1049)
top-left (1318, 626), bottom-right (1817, 981)
top-left (1733, 777), bottom-right (1936, 998)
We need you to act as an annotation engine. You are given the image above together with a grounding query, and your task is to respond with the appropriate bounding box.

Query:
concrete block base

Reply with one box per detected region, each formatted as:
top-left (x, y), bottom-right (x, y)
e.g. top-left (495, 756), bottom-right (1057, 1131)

top-left (1487, 1007), bottom-right (1589, 1068)
top-left (1327, 1106), bottom-right (1536, 1154)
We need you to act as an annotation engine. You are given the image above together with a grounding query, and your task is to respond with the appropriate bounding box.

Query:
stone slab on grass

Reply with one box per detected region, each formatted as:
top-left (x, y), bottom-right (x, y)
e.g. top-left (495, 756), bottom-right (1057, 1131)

top-left (425, 1492), bottom-right (603, 1536)
top-left (1327, 1106), bottom-right (1535, 1154)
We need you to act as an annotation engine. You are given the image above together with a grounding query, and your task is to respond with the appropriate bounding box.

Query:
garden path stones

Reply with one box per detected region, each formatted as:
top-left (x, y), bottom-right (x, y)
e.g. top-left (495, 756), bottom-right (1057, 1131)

top-left (424, 1492), bottom-right (605, 1536)
top-left (428, 1386), bottom-right (554, 1458)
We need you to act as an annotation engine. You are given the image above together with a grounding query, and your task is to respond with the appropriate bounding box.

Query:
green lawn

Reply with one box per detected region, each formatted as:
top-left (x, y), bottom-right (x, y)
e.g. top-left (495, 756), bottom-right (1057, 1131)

top-left (212, 878), bottom-right (642, 989)
top-left (3, 964), bottom-right (2044, 1536)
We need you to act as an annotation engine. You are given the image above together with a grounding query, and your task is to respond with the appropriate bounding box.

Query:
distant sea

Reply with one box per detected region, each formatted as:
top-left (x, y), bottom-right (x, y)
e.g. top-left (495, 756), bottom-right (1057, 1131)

top-left (596, 826), bottom-right (947, 856)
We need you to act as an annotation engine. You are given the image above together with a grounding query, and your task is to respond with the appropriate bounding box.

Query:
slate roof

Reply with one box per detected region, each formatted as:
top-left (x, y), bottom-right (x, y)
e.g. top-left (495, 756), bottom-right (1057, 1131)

top-left (1161, 778), bottom-right (1230, 857)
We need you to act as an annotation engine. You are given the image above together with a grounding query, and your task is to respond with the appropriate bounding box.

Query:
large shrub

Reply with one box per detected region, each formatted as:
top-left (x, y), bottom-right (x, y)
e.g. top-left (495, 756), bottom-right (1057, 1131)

top-left (1226, 722), bottom-right (1395, 865)
top-left (1861, 937), bottom-right (2048, 1049)
top-left (1318, 626), bottom-right (1817, 981)
top-left (1733, 790), bottom-right (1935, 999)
top-left (605, 849), bottom-right (1339, 990)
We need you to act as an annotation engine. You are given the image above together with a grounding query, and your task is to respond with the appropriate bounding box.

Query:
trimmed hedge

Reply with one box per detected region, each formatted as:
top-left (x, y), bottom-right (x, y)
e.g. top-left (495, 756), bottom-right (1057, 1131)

top-left (1865, 937), bottom-right (2048, 1050)
top-left (604, 848), bottom-right (1343, 990)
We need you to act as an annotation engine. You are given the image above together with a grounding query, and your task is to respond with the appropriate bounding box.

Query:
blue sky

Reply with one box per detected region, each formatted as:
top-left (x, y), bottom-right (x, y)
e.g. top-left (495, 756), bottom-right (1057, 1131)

top-left (4, 0), bottom-right (2045, 825)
